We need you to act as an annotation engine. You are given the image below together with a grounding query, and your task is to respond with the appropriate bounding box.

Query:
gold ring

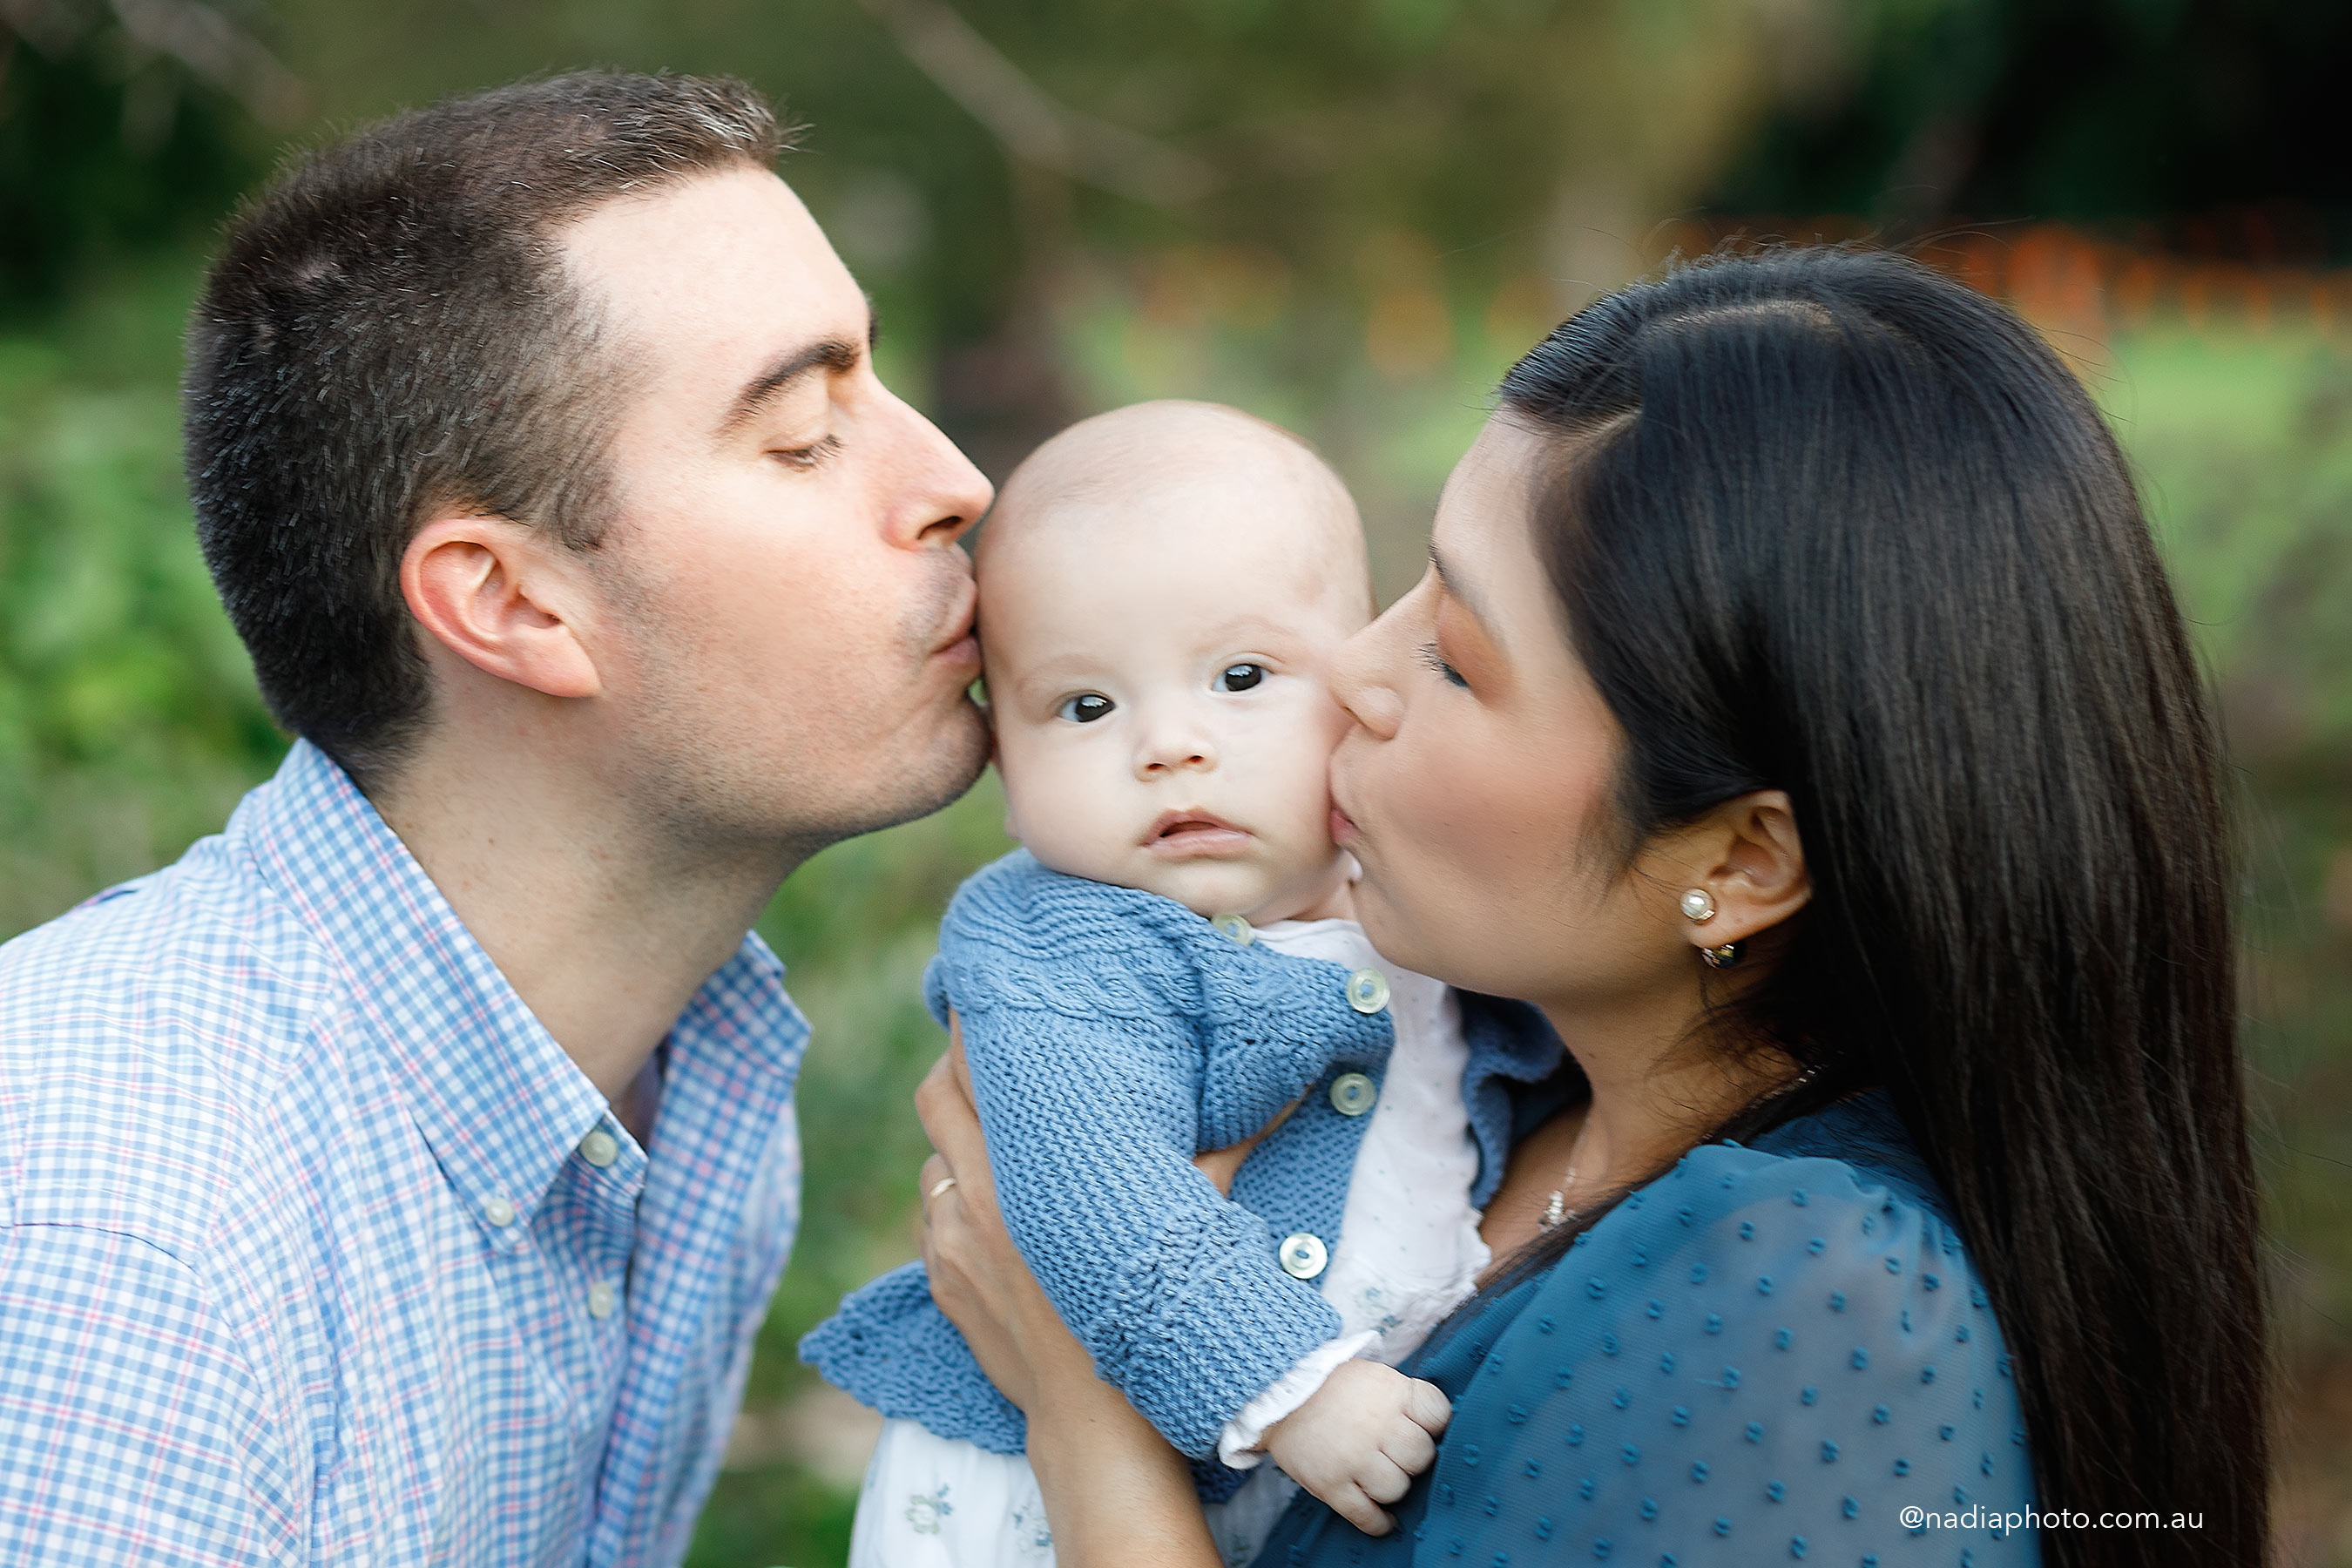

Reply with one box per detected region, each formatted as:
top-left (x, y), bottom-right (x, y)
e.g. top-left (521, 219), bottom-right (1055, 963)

top-left (927, 1175), bottom-right (958, 1203)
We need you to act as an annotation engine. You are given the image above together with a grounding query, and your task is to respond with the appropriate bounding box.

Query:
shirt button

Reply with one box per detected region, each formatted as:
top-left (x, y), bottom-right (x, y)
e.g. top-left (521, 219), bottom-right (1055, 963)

top-left (587, 1281), bottom-right (619, 1320)
top-left (1279, 1232), bottom-right (1329, 1280)
top-left (1329, 1071), bottom-right (1377, 1117)
top-left (1211, 913), bottom-right (1255, 945)
top-left (578, 1129), bottom-right (620, 1168)
top-left (1346, 968), bottom-right (1390, 1013)
top-left (483, 1196), bottom-right (517, 1228)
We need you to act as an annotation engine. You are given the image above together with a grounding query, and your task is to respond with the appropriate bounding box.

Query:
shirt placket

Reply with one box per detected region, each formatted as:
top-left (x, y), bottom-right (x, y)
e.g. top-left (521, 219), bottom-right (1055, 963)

top-left (585, 1005), bottom-right (801, 1568)
top-left (538, 1112), bottom-right (650, 1443)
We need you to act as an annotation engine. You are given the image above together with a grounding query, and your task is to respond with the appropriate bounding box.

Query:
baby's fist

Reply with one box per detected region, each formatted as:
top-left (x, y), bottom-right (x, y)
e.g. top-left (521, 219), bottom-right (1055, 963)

top-left (1262, 1360), bottom-right (1453, 1536)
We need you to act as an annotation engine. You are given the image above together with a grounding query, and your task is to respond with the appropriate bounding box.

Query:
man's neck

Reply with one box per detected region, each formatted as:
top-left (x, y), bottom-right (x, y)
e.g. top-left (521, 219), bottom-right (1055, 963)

top-left (368, 733), bottom-right (797, 1141)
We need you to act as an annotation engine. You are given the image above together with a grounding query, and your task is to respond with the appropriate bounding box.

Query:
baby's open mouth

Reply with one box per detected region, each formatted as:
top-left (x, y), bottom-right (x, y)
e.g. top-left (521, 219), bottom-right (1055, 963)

top-left (1145, 811), bottom-right (1253, 858)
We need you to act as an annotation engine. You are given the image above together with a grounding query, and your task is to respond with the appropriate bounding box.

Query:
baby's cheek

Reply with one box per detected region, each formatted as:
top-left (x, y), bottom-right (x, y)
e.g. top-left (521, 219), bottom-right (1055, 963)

top-left (1001, 764), bottom-right (1132, 881)
top-left (1233, 703), bottom-right (1343, 811)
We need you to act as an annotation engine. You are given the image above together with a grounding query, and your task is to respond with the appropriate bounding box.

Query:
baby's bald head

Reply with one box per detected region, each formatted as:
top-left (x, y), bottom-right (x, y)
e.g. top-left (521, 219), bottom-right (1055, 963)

top-left (977, 400), bottom-right (1371, 621)
top-left (973, 402), bottom-right (1373, 923)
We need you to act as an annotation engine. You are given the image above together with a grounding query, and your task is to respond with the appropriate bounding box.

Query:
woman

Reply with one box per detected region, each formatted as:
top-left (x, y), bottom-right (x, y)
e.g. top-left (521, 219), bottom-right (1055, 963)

top-left (912, 247), bottom-right (2268, 1568)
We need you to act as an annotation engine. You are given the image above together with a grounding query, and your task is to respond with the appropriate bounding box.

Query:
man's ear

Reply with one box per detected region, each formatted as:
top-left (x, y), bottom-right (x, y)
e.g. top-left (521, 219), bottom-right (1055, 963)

top-left (401, 514), bottom-right (603, 700)
top-left (1667, 789), bottom-right (1812, 950)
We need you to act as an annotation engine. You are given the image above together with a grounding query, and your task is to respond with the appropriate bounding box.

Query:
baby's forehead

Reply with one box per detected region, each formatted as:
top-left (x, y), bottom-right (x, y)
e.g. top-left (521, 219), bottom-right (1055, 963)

top-left (1004, 436), bottom-right (1328, 515)
top-left (975, 402), bottom-right (1373, 652)
top-left (985, 489), bottom-right (1357, 599)
top-left (984, 425), bottom-right (1356, 559)
top-left (978, 477), bottom-right (1367, 630)
top-left (994, 464), bottom-right (1344, 540)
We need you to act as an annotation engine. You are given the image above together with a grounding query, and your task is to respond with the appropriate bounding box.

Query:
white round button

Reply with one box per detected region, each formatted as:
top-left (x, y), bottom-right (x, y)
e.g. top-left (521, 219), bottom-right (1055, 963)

top-left (482, 1196), bottom-right (517, 1228)
top-left (1211, 913), bottom-right (1254, 945)
top-left (587, 1281), bottom-right (618, 1320)
top-left (578, 1129), bottom-right (620, 1169)
top-left (1278, 1232), bottom-right (1329, 1280)
top-left (1346, 968), bottom-right (1390, 1014)
top-left (1328, 1071), bottom-right (1377, 1117)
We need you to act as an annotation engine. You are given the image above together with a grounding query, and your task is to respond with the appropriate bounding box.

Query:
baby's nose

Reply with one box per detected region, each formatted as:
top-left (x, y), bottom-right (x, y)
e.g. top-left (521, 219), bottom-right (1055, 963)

top-left (1136, 724), bottom-right (1219, 777)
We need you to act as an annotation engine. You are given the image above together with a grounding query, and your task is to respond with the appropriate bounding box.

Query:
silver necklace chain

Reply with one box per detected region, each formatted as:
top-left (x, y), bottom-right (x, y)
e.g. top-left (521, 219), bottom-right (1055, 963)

top-left (1537, 1061), bottom-right (1824, 1232)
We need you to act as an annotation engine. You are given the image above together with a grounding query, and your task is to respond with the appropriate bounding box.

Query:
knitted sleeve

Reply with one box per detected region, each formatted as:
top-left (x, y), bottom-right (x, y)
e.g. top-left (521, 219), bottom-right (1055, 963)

top-left (928, 856), bottom-right (1348, 1462)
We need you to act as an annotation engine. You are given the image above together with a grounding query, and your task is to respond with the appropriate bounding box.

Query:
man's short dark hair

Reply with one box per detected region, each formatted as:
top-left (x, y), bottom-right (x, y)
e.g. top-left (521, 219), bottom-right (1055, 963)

top-left (185, 72), bottom-right (787, 782)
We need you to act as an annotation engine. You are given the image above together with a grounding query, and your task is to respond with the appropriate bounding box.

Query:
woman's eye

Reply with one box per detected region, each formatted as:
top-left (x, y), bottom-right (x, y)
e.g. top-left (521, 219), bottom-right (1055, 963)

top-left (1214, 663), bottom-right (1266, 693)
top-left (1417, 644), bottom-right (1468, 689)
top-left (1058, 693), bottom-right (1115, 723)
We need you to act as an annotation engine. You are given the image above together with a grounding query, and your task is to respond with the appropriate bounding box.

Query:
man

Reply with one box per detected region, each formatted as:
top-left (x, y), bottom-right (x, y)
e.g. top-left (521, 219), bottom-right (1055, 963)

top-left (0, 73), bottom-right (991, 1565)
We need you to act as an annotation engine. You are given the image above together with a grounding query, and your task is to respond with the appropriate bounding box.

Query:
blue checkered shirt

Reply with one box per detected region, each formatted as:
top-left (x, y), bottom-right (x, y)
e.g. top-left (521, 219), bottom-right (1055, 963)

top-left (0, 740), bottom-right (808, 1565)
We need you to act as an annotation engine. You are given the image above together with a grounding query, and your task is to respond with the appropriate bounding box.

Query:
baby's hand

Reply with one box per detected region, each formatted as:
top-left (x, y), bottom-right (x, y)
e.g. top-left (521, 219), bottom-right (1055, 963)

top-left (1262, 1359), bottom-right (1452, 1536)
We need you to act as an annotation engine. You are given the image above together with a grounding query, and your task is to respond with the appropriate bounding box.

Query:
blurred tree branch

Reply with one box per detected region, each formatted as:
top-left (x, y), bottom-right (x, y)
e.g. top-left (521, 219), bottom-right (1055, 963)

top-left (0, 0), bottom-right (305, 126)
top-left (855, 0), bottom-right (1214, 206)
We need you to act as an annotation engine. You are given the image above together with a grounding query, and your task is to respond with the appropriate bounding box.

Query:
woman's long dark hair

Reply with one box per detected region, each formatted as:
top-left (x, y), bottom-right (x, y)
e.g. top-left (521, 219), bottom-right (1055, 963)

top-left (1490, 247), bottom-right (2265, 1567)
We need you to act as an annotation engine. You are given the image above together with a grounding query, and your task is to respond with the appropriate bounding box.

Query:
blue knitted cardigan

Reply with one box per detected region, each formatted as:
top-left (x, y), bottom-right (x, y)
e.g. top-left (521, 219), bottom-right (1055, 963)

top-left (801, 850), bottom-right (1560, 1491)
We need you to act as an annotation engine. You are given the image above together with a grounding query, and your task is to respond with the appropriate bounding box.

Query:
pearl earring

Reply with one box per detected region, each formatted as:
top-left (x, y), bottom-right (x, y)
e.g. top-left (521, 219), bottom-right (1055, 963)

top-left (1679, 888), bottom-right (1715, 923)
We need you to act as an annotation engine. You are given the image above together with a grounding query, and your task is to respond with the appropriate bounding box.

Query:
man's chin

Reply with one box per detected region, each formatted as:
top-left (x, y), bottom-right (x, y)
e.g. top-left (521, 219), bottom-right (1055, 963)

top-left (848, 697), bottom-right (992, 837)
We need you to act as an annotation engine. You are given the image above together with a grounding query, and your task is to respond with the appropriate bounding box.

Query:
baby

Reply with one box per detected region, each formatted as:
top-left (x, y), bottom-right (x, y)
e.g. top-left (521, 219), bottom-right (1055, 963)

top-left (803, 402), bottom-right (1556, 1566)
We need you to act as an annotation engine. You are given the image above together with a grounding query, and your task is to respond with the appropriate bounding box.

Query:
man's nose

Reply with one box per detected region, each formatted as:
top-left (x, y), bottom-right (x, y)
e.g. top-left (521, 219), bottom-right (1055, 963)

top-left (881, 386), bottom-right (993, 550)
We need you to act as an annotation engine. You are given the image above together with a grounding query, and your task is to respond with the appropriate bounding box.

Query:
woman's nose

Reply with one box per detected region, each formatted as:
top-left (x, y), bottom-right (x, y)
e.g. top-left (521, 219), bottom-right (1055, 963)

top-left (1330, 619), bottom-right (1404, 740)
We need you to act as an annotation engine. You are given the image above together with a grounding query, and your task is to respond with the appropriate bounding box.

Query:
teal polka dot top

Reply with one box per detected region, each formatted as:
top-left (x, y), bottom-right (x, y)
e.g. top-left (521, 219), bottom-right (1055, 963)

top-left (1256, 1090), bottom-right (2039, 1566)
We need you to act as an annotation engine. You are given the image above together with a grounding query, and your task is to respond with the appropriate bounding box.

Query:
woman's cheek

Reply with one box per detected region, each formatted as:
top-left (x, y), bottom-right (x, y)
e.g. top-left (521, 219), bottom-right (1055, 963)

top-left (1409, 711), bottom-right (1573, 975)
top-left (1352, 717), bottom-right (1479, 970)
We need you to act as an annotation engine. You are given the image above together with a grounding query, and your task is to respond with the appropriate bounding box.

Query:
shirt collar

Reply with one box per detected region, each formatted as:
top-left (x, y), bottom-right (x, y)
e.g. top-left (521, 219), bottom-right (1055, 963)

top-left (231, 740), bottom-right (796, 1247)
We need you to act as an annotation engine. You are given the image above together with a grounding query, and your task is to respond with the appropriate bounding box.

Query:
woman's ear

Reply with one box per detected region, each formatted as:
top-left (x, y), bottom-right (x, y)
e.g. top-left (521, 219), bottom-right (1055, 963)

top-left (1672, 789), bottom-right (1812, 950)
top-left (401, 514), bottom-right (603, 700)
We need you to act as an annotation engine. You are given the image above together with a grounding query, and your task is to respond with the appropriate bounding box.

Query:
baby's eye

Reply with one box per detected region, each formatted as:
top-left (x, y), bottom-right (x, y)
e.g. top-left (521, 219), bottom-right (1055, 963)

top-left (1214, 663), bottom-right (1266, 693)
top-left (1058, 693), bottom-right (1115, 723)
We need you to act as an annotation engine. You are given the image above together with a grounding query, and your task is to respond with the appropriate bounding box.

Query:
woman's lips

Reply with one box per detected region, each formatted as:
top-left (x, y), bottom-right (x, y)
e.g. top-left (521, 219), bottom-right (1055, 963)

top-left (1146, 811), bottom-right (1253, 859)
top-left (1328, 802), bottom-right (1360, 848)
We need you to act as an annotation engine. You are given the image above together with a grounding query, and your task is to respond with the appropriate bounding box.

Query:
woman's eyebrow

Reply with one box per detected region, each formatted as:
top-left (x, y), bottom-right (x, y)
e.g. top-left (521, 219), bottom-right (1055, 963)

top-left (1429, 543), bottom-right (1504, 645)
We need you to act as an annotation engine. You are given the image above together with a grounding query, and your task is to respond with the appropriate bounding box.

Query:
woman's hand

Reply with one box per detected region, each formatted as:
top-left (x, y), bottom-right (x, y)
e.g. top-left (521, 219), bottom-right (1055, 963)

top-left (915, 1018), bottom-right (1301, 1406)
top-left (915, 1018), bottom-right (1223, 1566)
top-left (913, 1024), bottom-right (1092, 1413)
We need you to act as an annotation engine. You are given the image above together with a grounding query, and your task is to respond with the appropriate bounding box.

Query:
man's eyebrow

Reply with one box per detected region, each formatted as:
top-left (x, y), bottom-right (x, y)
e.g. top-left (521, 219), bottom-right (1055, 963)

top-left (1429, 543), bottom-right (1504, 643)
top-left (719, 336), bottom-right (862, 436)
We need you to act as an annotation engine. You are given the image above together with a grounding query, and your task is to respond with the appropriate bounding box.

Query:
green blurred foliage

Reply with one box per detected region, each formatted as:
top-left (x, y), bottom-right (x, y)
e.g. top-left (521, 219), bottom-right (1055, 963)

top-left (0, 41), bottom-right (266, 314)
top-left (1711, 0), bottom-right (2352, 238)
top-left (2104, 329), bottom-right (2352, 1328)
top-left (0, 254), bottom-right (284, 933)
